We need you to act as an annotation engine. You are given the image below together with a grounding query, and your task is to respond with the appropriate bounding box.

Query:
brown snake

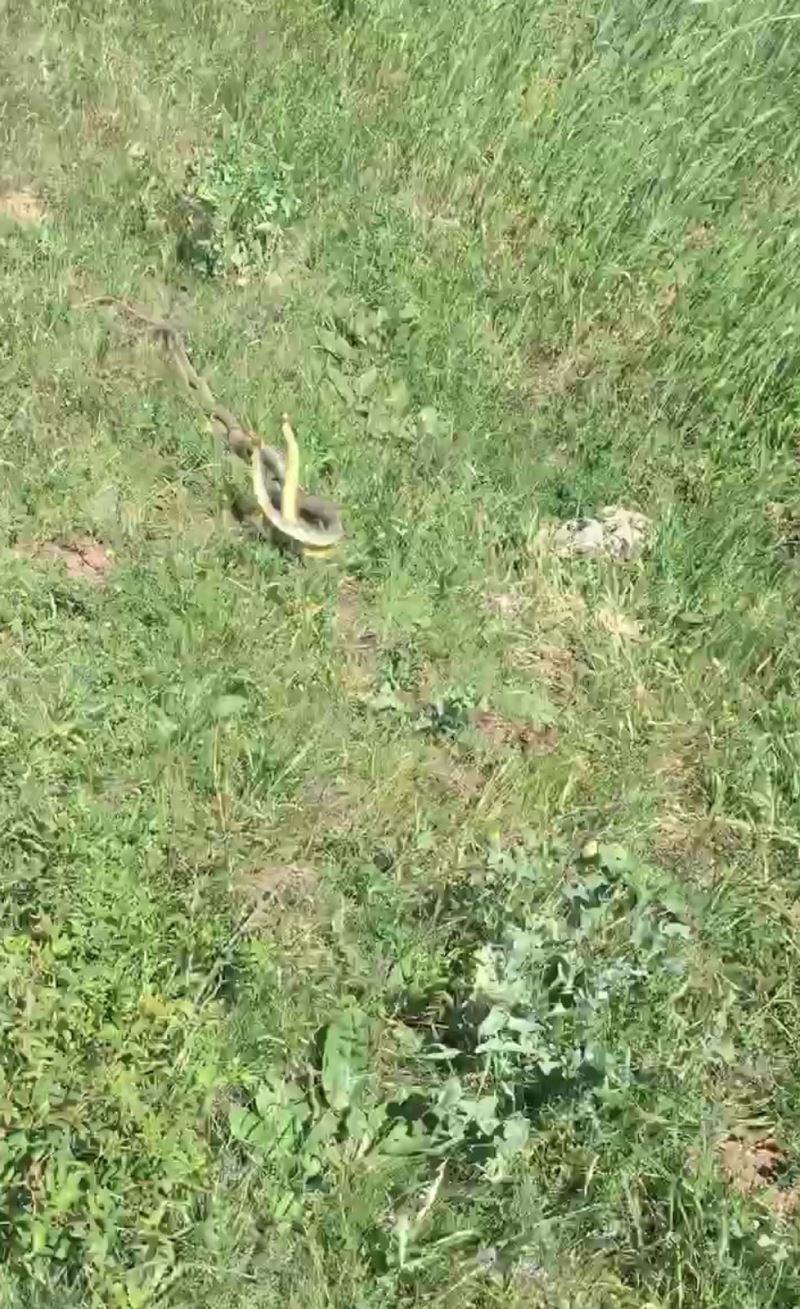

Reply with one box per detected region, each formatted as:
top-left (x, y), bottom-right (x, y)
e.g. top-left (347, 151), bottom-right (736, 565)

top-left (87, 297), bottom-right (343, 555)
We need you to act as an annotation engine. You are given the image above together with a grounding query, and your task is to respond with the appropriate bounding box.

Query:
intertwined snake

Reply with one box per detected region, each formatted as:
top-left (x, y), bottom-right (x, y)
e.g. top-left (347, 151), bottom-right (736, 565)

top-left (87, 298), bottom-right (343, 556)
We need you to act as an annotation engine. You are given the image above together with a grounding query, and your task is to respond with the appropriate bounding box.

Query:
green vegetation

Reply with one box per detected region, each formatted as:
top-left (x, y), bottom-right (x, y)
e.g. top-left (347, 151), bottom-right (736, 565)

top-left (2, 0), bottom-right (800, 1304)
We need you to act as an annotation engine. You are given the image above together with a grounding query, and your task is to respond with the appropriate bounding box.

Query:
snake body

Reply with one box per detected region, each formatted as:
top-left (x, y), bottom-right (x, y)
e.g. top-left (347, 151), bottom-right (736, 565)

top-left (88, 298), bottom-right (343, 555)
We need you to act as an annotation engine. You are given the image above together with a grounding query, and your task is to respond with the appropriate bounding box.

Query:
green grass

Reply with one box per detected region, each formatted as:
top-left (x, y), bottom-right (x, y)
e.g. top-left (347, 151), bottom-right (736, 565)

top-left (3, 0), bottom-right (800, 1304)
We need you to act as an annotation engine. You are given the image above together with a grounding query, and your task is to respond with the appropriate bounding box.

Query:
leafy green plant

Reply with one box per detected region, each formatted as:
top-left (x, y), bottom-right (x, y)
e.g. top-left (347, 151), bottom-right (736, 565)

top-left (469, 842), bottom-right (690, 1100)
top-left (175, 125), bottom-right (300, 277)
top-left (418, 685), bottom-right (480, 739)
top-left (222, 841), bottom-right (695, 1237)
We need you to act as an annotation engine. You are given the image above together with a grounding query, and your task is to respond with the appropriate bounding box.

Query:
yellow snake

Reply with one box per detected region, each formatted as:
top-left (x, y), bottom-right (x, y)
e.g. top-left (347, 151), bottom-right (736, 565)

top-left (86, 298), bottom-right (343, 556)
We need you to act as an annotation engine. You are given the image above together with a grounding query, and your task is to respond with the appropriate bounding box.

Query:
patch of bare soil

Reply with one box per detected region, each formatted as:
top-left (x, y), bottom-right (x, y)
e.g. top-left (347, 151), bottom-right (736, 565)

top-left (302, 774), bottom-right (361, 833)
top-left (472, 709), bottom-right (558, 757)
top-left (0, 189), bottom-right (46, 224)
top-left (14, 537), bottom-right (113, 586)
top-left (718, 1134), bottom-right (782, 1191)
top-left (526, 344), bottom-right (593, 401)
top-left (716, 1133), bottom-right (800, 1216)
top-left (425, 751), bottom-right (486, 802)
top-left (334, 578), bottom-right (380, 694)
top-left (233, 862), bottom-right (321, 933)
top-left (509, 641), bottom-right (580, 699)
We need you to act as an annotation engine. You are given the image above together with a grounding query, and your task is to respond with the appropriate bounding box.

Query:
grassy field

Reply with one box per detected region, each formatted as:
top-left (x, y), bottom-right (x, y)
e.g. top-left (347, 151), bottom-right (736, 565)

top-left (3, 0), bottom-right (800, 1304)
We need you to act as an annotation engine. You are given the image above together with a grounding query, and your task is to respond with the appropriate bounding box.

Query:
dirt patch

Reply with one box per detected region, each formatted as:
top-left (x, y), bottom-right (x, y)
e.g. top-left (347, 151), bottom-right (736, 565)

top-left (718, 1134), bottom-right (783, 1192)
top-left (509, 641), bottom-right (580, 698)
top-left (526, 344), bottom-right (592, 401)
top-left (648, 731), bottom-right (720, 874)
top-left (334, 578), bottom-right (380, 694)
top-left (490, 206), bottom-right (552, 269)
top-left (652, 803), bottom-right (722, 880)
top-left (472, 709), bottom-right (558, 757)
top-left (426, 751), bottom-right (485, 801)
top-left (233, 862), bottom-right (321, 932)
top-left (334, 577), bottom-right (366, 639)
top-left (716, 1133), bottom-right (799, 1215)
top-left (301, 774), bottom-right (368, 845)
top-left (505, 571), bottom-right (585, 698)
top-left (0, 189), bottom-right (46, 224)
top-left (522, 290), bottom-right (666, 408)
top-left (14, 537), bottom-right (113, 586)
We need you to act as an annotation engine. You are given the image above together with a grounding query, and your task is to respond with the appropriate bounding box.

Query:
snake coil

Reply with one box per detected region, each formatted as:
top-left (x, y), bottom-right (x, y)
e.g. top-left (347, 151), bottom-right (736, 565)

top-left (87, 297), bottom-right (343, 556)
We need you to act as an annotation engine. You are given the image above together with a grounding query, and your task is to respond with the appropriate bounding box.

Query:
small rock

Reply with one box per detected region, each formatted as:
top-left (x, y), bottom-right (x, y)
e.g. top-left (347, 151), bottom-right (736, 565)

top-left (552, 516), bottom-right (605, 557)
top-left (546, 505), bottom-right (651, 562)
